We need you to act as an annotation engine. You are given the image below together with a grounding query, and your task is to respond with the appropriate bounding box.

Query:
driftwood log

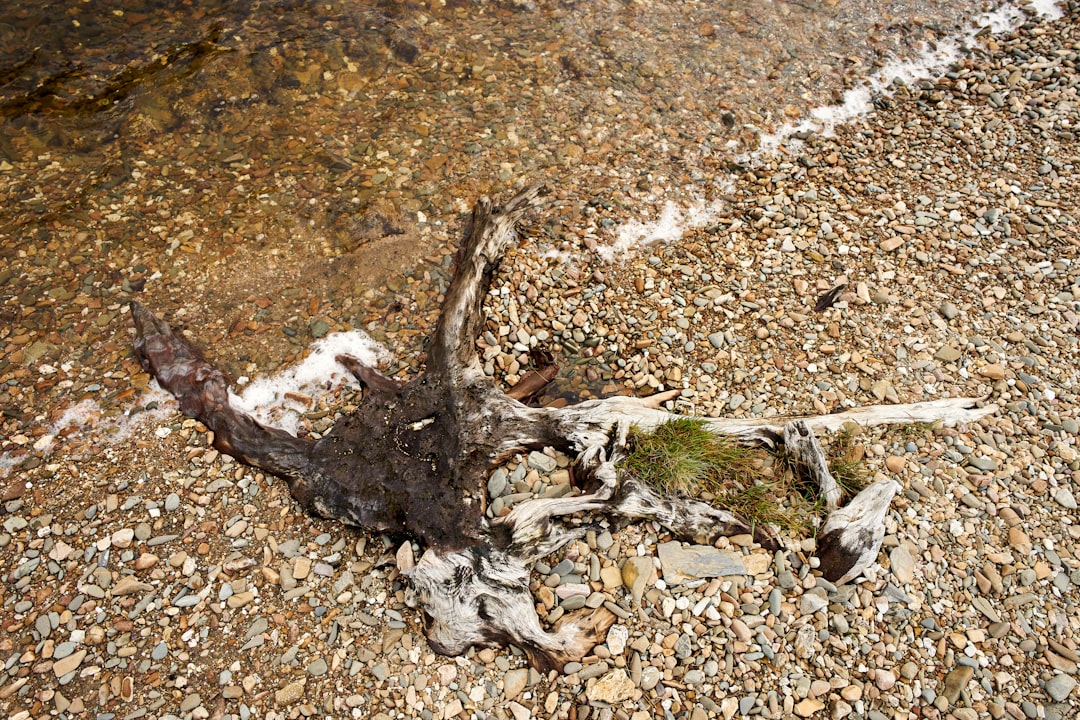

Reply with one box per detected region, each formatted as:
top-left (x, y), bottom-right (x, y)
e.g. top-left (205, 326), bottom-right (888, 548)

top-left (131, 185), bottom-right (995, 671)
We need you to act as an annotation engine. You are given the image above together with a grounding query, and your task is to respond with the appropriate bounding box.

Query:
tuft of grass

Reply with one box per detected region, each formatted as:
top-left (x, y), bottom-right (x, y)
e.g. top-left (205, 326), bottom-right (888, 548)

top-left (824, 422), bottom-right (870, 500)
top-left (619, 419), bottom-right (810, 532)
top-left (899, 420), bottom-right (941, 441)
top-left (716, 481), bottom-right (809, 535)
top-left (619, 418), bottom-right (763, 496)
top-left (618, 417), bottom-right (872, 537)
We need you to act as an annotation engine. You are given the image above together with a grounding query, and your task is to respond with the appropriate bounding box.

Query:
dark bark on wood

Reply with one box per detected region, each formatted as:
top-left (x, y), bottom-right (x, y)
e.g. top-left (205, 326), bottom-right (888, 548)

top-left (131, 186), bottom-right (995, 671)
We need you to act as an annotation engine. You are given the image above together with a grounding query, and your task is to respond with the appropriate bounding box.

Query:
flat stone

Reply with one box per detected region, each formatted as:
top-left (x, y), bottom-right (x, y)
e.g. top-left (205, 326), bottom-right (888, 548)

top-left (799, 591), bottom-right (828, 615)
top-left (527, 451), bottom-right (558, 473)
top-left (111, 528), bottom-right (135, 548)
top-left (934, 346), bottom-right (962, 362)
top-left (600, 566), bottom-right (623, 590)
top-left (111, 575), bottom-right (152, 597)
top-left (890, 545), bottom-right (915, 584)
top-left (180, 693), bottom-right (202, 712)
top-left (275, 681), bottom-right (306, 704)
top-left (1045, 675), bottom-right (1076, 702)
top-left (980, 364), bottom-right (1006, 380)
top-left (1054, 488), bottom-right (1077, 510)
top-left (292, 557), bottom-right (312, 580)
top-left (656, 542), bottom-right (745, 584)
top-left (227, 591), bottom-right (255, 608)
top-left (503, 668), bottom-right (528, 699)
top-left (879, 236), bottom-right (904, 252)
top-left (52, 649), bottom-right (86, 678)
top-left (794, 699), bottom-right (825, 717)
top-left (49, 540), bottom-right (75, 562)
top-left (586, 668), bottom-right (636, 704)
top-left (1009, 528), bottom-right (1033, 555)
top-left (606, 624), bottom-right (629, 656)
top-left (942, 665), bottom-right (974, 703)
top-left (621, 557), bottom-right (653, 603)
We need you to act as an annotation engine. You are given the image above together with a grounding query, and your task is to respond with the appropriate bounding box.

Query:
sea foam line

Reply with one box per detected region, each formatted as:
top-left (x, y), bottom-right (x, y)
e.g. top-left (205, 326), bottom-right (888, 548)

top-left (0, 329), bottom-right (390, 476)
top-left (603, 0), bottom-right (1064, 262)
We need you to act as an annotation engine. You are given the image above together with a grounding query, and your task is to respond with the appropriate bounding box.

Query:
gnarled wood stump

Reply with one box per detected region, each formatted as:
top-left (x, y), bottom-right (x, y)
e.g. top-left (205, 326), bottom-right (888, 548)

top-left (132, 185), bottom-right (994, 671)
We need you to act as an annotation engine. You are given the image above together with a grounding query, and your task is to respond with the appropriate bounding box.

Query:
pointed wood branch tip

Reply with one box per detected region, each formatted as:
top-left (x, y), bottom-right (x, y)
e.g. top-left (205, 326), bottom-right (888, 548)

top-left (633, 389), bottom-right (681, 408)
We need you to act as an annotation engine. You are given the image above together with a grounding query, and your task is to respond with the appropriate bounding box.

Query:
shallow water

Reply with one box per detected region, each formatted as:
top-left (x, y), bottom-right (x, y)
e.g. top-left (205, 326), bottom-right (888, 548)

top-left (0, 0), bottom-right (1025, 442)
top-left (2, 0), bottom-right (985, 229)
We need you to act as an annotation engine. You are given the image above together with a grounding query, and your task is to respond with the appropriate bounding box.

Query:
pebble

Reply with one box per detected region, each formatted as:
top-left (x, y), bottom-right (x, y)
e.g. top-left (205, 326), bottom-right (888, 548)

top-left (503, 668), bottom-right (529, 700)
top-left (942, 665), bottom-right (974, 703)
top-left (1045, 675), bottom-right (1077, 703)
top-left (586, 669), bottom-right (636, 704)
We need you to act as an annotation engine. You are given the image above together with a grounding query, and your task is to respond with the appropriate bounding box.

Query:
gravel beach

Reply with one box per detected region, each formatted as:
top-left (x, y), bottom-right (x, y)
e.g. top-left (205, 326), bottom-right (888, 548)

top-left (1, 2), bottom-right (1079, 720)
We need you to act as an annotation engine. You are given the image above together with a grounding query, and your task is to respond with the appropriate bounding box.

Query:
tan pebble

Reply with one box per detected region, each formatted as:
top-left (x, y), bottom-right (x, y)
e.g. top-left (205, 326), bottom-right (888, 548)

top-left (621, 556), bottom-right (652, 604)
top-left (52, 649), bottom-right (87, 677)
top-left (111, 575), bottom-right (152, 597)
top-left (275, 681), bottom-right (305, 705)
top-left (998, 507), bottom-right (1021, 527)
top-left (293, 557), bottom-right (312, 580)
top-left (729, 618), bottom-right (752, 643)
top-left (585, 669), bottom-right (636, 704)
top-left (698, 22), bottom-right (715, 36)
top-left (875, 669), bottom-right (896, 691)
top-left (599, 565), bottom-right (623, 590)
top-left (979, 364), bottom-right (1006, 380)
top-left (225, 520), bottom-right (248, 538)
top-left (879, 236), bottom-right (904, 252)
top-left (227, 591), bottom-right (255, 608)
top-left (111, 528), bottom-right (134, 549)
top-left (885, 456), bottom-right (906, 473)
top-left (840, 684), bottom-right (862, 701)
top-left (1008, 527), bottom-right (1032, 555)
top-left (743, 553), bottom-right (772, 575)
top-left (794, 698), bottom-right (825, 717)
top-left (134, 553), bottom-right (159, 570)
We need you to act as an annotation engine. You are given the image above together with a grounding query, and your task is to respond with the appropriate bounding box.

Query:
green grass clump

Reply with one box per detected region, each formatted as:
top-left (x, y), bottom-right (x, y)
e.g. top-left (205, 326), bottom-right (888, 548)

top-left (619, 418), bottom-right (763, 495)
top-left (823, 422), bottom-right (870, 499)
top-left (618, 417), bottom-right (873, 536)
top-left (619, 419), bottom-right (807, 532)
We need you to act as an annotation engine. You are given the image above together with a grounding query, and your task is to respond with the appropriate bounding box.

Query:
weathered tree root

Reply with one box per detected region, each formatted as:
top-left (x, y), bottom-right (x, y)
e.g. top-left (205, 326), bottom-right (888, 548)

top-left (131, 185), bottom-right (996, 671)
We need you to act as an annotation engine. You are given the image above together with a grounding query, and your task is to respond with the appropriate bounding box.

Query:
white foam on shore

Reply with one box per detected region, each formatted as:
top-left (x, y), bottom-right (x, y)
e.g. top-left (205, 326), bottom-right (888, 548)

top-left (229, 329), bottom-right (391, 435)
top-left (754, 1), bottom-right (1060, 153)
top-left (0, 330), bottom-right (390, 477)
top-left (0, 383), bottom-right (177, 477)
top-left (598, 201), bottom-right (719, 263)
top-left (604, 0), bottom-right (1063, 260)
top-left (1027, 0), bottom-right (1064, 20)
